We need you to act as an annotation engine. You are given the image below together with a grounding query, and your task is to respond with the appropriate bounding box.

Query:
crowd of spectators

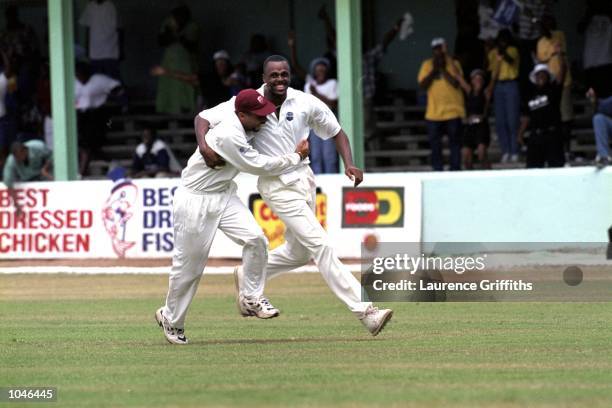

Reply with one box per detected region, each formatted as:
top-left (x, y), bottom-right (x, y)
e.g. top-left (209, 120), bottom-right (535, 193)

top-left (1, 0), bottom-right (612, 183)
top-left (418, 0), bottom-right (612, 171)
top-left (0, 5), bottom-right (42, 180)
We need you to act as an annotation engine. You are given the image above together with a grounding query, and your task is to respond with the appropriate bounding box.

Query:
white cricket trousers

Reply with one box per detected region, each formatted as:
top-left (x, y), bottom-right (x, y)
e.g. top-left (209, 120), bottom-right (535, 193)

top-left (164, 184), bottom-right (268, 328)
top-left (257, 167), bottom-right (371, 317)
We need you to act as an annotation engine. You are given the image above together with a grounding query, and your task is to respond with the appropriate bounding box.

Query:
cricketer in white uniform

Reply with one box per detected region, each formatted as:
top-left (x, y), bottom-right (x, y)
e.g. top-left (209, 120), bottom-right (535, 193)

top-left (195, 56), bottom-right (393, 336)
top-left (156, 89), bottom-right (310, 345)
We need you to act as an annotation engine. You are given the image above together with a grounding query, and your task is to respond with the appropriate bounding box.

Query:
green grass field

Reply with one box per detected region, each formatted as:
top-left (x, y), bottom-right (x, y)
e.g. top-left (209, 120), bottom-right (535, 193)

top-left (2, 273), bottom-right (612, 407)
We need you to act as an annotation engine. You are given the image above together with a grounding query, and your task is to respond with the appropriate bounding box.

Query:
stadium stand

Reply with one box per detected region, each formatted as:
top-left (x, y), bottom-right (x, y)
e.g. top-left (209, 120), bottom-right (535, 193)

top-left (366, 95), bottom-right (597, 172)
top-left (86, 93), bottom-right (598, 178)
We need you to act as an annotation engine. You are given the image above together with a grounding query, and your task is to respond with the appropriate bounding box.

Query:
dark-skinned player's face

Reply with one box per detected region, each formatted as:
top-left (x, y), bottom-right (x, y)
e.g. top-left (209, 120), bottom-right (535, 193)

top-left (262, 61), bottom-right (291, 97)
top-left (238, 111), bottom-right (268, 132)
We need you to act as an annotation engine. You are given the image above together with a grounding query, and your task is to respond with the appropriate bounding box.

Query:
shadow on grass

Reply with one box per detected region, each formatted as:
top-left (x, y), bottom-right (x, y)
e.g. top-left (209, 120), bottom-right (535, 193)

top-left (190, 336), bottom-right (392, 346)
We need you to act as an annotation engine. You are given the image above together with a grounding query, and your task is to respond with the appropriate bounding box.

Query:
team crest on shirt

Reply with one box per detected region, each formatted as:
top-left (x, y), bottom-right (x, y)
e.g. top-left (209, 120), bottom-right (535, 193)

top-left (239, 146), bottom-right (248, 153)
top-left (286, 112), bottom-right (294, 121)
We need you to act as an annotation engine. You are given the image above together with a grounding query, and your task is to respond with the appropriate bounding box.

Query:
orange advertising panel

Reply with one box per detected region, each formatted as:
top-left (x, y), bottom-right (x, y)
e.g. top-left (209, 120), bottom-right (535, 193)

top-left (249, 189), bottom-right (327, 250)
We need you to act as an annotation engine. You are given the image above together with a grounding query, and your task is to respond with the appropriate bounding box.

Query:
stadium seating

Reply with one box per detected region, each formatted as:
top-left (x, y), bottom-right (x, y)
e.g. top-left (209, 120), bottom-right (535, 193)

top-left (87, 96), bottom-right (598, 178)
top-left (366, 96), bottom-right (597, 172)
top-left (88, 104), bottom-right (197, 177)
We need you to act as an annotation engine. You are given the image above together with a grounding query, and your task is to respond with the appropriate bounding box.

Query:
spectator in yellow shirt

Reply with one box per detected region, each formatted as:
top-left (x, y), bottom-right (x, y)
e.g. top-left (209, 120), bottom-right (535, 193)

top-left (537, 14), bottom-right (573, 160)
top-left (487, 29), bottom-right (520, 163)
top-left (418, 38), bottom-right (466, 171)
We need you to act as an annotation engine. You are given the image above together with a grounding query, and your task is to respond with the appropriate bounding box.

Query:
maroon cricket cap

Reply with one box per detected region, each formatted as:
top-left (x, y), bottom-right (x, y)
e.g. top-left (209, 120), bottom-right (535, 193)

top-left (235, 89), bottom-right (276, 116)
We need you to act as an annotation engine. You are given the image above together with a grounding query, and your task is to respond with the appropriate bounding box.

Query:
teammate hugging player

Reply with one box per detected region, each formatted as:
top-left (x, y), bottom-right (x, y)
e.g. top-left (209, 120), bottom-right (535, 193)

top-left (156, 89), bottom-right (310, 345)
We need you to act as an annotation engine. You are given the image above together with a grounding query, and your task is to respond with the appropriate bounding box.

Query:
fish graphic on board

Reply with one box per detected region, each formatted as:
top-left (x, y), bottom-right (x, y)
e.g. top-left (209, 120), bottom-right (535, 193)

top-left (102, 167), bottom-right (138, 258)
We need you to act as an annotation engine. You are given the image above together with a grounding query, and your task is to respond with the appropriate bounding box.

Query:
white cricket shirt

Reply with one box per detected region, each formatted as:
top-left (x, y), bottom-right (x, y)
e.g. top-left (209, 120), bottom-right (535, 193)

top-left (198, 86), bottom-right (342, 171)
top-left (181, 112), bottom-right (301, 193)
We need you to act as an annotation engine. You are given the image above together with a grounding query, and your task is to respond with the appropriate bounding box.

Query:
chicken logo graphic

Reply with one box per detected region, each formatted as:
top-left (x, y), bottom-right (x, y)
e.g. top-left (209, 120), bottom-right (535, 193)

top-left (102, 167), bottom-right (138, 258)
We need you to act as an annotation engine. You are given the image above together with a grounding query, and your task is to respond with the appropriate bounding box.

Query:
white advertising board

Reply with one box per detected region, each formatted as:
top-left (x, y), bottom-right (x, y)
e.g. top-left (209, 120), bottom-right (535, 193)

top-left (0, 173), bottom-right (421, 259)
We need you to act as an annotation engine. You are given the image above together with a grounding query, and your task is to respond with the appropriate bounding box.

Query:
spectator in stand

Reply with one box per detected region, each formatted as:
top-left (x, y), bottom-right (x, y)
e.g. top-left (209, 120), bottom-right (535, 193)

top-left (155, 6), bottom-right (199, 115)
top-left (0, 48), bottom-right (18, 177)
top-left (287, 32), bottom-right (339, 174)
top-left (361, 20), bottom-right (401, 104)
top-left (200, 50), bottom-right (244, 107)
top-left (318, 6), bottom-right (401, 140)
top-left (79, 0), bottom-right (123, 79)
top-left (487, 29), bottom-right (520, 163)
top-left (0, 5), bottom-right (40, 101)
top-left (36, 61), bottom-right (52, 148)
top-left (462, 69), bottom-right (492, 170)
top-left (79, 0), bottom-right (123, 80)
top-left (516, 0), bottom-right (552, 94)
top-left (75, 62), bottom-right (123, 176)
top-left (3, 139), bottom-right (52, 214)
top-left (579, 1), bottom-right (612, 98)
top-left (537, 14), bottom-right (573, 162)
top-left (151, 50), bottom-right (246, 109)
top-left (587, 87), bottom-right (612, 168)
top-left (241, 34), bottom-right (271, 88)
top-left (518, 62), bottom-right (566, 168)
top-left (418, 38), bottom-right (466, 171)
top-left (131, 125), bottom-right (178, 178)
top-left (478, 0), bottom-right (502, 45)
top-left (317, 5), bottom-right (338, 79)
top-left (304, 58), bottom-right (339, 173)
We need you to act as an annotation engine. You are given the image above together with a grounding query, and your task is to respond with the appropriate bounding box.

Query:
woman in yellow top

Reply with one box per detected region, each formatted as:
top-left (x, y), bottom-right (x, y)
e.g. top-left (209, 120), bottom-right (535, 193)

top-left (418, 38), bottom-right (466, 171)
top-left (537, 14), bottom-right (573, 159)
top-left (487, 29), bottom-right (520, 163)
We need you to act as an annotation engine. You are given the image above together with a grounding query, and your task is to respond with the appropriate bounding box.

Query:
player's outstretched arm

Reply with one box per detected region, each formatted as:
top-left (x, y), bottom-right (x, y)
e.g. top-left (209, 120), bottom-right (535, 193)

top-left (208, 132), bottom-right (309, 176)
top-left (333, 130), bottom-right (363, 187)
top-left (305, 94), bottom-right (363, 187)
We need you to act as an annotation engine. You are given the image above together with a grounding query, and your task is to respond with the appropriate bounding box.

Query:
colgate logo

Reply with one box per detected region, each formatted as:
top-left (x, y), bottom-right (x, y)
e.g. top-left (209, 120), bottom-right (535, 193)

top-left (257, 95), bottom-right (264, 104)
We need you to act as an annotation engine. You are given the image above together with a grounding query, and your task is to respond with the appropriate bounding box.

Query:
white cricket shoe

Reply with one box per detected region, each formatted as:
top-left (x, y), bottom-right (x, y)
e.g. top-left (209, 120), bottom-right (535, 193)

top-left (238, 295), bottom-right (280, 319)
top-left (155, 307), bottom-right (188, 345)
top-left (233, 265), bottom-right (280, 318)
top-left (360, 305), bottom-right (393, 336)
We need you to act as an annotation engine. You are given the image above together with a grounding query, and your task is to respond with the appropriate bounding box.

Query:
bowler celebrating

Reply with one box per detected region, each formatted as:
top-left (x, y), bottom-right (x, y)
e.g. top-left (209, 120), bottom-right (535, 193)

top-left (196, 56), bottom-right (393, 336)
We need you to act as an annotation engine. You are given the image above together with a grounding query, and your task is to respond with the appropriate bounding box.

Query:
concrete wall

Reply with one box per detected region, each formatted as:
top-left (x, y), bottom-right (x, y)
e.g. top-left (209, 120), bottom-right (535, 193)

top-left (421, 167), bottom-right (612, 243)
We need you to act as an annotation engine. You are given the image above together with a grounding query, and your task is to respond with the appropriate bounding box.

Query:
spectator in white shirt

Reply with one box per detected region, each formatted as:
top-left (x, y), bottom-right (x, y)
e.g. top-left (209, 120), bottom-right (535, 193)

top-left (79, 0), bottom-right (123, 79)
top-left (287, 33), bottom-right (339, 174)
top-left (304, 58), bottom-right (339, 174)
top-left (75, 62), bottom-right (123, 176)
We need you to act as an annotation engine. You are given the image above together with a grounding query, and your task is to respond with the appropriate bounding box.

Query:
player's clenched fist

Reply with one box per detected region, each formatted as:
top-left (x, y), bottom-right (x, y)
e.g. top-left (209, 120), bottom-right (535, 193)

top-left (295, 139), bottom-right (309, 161)
top-left (345, 166), bottom-right (363, 187)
